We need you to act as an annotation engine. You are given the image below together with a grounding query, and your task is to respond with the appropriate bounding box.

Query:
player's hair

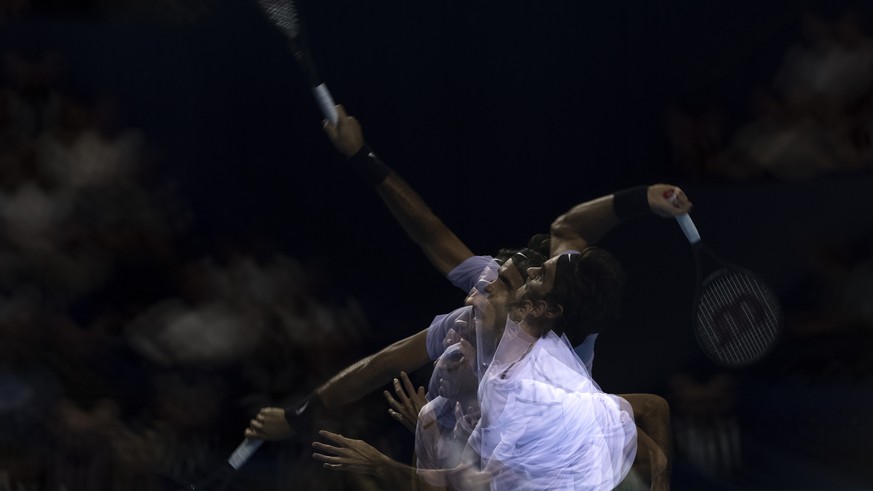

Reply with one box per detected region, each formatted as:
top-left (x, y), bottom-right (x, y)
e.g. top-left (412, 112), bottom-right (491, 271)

top-left (547, 247), bottom-right (625, 344)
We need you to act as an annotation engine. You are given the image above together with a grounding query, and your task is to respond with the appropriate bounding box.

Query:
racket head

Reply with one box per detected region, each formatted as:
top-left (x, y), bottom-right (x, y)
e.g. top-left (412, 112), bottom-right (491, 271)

top-left (693, 265), bottom-right (783, 368)
top-left (258, 0), bottom-right (302, 39)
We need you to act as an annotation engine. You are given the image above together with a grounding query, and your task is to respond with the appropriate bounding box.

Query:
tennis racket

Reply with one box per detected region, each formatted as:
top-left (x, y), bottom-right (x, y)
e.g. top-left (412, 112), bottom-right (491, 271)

top-left (257, 0), bottom-right (339, 125)
top-left (671, 199), bottom-right (783, 368)
top-left (173, 439), bottom-right (262, 491)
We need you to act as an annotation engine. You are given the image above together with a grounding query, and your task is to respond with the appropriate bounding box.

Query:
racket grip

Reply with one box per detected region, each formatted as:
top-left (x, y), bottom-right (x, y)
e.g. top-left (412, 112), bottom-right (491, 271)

top-left (228, 438), bottom-right (263, 470)
top-left (312, 83), bottom-right (338, 125)
top-left (675, 214), bottom-right (701, 244)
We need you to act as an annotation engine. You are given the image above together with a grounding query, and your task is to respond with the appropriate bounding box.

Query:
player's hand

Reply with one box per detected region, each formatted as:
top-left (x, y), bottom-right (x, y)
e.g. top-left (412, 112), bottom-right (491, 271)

top-left (244, 407), bottom-right (294, 441)
top-left (647, 184), bottom-right (693, 217)
top-left (445, 463), bottom-right (493, 490)
top-left (443, 327), bottom-right (462, 349)
top-left (312, 430), bottom-right (391, 475)
top-left (323, 104), bottom-right (365, 158)
top-left (452, 401), bottom-right (480, 443)
top-left (383, 371), bottom-right (426, 433)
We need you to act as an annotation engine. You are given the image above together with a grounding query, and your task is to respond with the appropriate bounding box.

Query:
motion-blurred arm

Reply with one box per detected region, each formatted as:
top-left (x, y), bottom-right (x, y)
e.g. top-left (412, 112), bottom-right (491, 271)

top-left (550, 184), bottom-right (693, 255)
top-left (324, 105), bottom-right (474, 275)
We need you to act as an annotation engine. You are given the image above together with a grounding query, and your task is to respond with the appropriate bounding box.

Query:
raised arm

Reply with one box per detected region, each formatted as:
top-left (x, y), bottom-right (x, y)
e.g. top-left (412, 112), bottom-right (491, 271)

top-left (549, 184), bottom-right (693, 255)
top-left (323, 105), bottom-right (473, 275)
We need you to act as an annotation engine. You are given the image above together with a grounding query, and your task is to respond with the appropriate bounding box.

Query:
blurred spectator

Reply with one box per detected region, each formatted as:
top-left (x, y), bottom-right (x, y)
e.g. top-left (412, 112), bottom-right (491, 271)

top-left (775, 12), bottom-right (873, 119)
top-left (0, 45), bottom-right (383, 491)
top-left (669, 372), bottom-right (742, 481)
top-left (668, 10), bottom-right (873, 180)
top-left (776, 232), bottom-right (873, 384)
top-left (788, 232), bottom-right (873, 337)
top-left (0, 51), bottom-right (62, 139)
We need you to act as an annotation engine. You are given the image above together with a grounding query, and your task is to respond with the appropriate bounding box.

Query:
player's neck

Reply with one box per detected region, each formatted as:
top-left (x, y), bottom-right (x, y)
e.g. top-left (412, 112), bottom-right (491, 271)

top-left (519, 317), bottom-right (550, 339)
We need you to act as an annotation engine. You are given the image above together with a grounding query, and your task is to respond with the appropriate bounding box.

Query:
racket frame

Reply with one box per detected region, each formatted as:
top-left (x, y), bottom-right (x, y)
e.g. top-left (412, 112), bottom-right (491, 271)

top-left (675, 212), bottom-right (783, 367)
top-left (689, 242), bottom-right (783, 367)
top-left (258, 0), bottom-right (339, 124)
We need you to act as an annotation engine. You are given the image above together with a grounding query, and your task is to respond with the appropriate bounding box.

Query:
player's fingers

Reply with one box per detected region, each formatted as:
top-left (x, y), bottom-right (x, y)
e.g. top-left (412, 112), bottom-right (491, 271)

top-left (459, 338), bottom-right (474, 351)
top-left (383, 390), bottom-right (403, 412)
top-left (312, 452), bottom-right (346, 464)
top-left (250, 419), bottom-right (263, 430)
top-left (311, 441), bottom-right (347, 456)
top-left (393, 378), bottom-right (410, 404)
top-left (263, 407), bottom-right (282, 416)
top-left (400, 372), bottom-right (416, 398)
top-left (318, 429), bottom-right (352, 445)
top-left (444, 328), bottom-right (460, 346)
top-left (389, 409), bottom-right (409, 430)
top-left (683, 193), bottom-right (693, 209)
top-left (322, 119), bottom-right (338, 140)
top-left (335, 104), bottom-right (348, 119)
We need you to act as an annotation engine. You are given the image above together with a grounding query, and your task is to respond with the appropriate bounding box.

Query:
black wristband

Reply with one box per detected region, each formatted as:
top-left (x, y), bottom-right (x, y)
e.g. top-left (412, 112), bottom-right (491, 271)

top-left (612, 186), bottom-right (650, 221)
top-left (283, 393), bottom-right (324, 427)
top-left (348, 144), bottom-right (391, 186)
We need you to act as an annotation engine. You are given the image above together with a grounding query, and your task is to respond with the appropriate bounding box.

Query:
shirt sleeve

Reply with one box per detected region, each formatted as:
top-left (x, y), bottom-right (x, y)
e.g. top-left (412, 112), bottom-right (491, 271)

top-left (573, 332), bottom-right (599, 375)
top-left (425, 306), bottom-right (473, 360)
top-left (447, 255), bottom-right (496, 293)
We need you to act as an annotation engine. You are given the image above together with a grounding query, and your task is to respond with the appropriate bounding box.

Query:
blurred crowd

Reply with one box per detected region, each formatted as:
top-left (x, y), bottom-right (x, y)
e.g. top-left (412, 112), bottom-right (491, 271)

top-left (659, 8), bottom-right (873, 489)
top-left (667, 10), bottom-right (873, 181)
top-left (664, 226), bottom-right (873, 488)
top-left (0, 49), bottom-right (391, 490)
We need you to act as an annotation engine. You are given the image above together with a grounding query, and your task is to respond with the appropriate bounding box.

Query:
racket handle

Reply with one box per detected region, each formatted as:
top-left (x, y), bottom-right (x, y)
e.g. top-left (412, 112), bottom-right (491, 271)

top-left (227, 438), bottom-right (263, 470)
top-left (675, 214), bottom-right (701, 244)
top-left (312, 83), bottom-right (338, 125)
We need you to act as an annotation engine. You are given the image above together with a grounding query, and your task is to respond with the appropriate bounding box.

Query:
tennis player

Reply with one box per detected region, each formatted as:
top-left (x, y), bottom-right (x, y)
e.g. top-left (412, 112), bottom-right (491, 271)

top-left (246, 105), bottom-right (690, 490)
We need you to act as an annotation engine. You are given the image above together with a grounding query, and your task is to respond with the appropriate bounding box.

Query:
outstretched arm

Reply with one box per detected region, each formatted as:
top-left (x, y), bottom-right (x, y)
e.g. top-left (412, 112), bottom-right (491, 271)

top-left (550, 184), bottom-right (693, 255)
top-left (315, 329), bottom-right (430, 409)
top-left (245, 329), bottom-right (430, 440)
top-left (324, 105), bottom-right (474, 275)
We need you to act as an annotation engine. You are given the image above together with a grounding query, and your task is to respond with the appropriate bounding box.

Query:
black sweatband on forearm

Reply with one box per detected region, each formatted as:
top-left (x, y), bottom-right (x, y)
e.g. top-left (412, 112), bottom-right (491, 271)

top-left (612, 186), bottom-right (650, 221)
top-left (348, 144), bottom-right (391, 186)
top-left (283, 393), bottom-right (324, 426)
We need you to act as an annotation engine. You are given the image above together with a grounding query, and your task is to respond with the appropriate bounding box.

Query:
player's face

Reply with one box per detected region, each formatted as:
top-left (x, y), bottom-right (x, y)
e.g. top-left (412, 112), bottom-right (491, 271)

top-left (465, 258), bottom-right (525, 331)
top-left (516, 256), bottom-right (558, 302)
top-left (484, 259), bottom-right (525, 300)
top-left (432, 340), bottom-right (478, 400)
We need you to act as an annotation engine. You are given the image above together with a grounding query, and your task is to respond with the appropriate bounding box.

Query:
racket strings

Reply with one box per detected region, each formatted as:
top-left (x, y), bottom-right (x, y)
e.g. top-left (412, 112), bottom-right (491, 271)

top-left (701, 275), bottom-right (772, 360)
top-left (706, 274), bottom-right (778, 362)
top-left (696, 270), bottom-right (781, 366)
top-left (258, 0), bottom-right (300, 37)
